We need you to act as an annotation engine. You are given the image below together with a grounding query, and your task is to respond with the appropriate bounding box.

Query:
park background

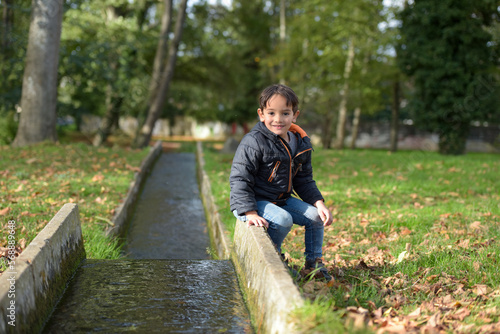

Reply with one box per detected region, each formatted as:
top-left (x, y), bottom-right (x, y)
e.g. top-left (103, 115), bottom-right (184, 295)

top-left (1, 0), bottom-right (499, 153)
top-left (1, 0), bottom-right (500, 333)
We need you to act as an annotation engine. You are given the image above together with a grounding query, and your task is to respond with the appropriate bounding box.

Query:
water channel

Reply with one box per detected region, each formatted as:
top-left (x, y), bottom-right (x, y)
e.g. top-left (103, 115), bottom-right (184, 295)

top-left (42, 153), bottom-right (253, 333)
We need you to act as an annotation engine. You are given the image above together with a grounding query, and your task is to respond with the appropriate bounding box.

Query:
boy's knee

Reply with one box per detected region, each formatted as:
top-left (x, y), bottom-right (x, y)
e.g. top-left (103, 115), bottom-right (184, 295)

top-left (273, 211), bottom-right (294, 229)
top-left (306, 208), bottom-right (323, 226)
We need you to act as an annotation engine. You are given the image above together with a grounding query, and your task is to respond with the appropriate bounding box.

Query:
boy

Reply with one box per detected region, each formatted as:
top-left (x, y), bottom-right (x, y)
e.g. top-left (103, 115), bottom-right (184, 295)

top-left (229, 84), bottom-right (333, 281)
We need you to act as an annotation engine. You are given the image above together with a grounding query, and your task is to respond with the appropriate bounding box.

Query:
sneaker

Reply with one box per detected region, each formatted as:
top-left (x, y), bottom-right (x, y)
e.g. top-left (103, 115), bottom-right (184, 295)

top-left (304, 258), bottom-right (332, 281)
top-left (281, 253), bottom-right (300, 280)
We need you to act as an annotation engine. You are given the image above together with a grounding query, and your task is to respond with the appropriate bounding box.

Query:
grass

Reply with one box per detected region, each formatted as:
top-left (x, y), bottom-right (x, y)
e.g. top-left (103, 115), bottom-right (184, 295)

top-left (201, 143), bottom-right (236, 237)
top-left (202, 143), bottom-right (500, 333)
top-left (0, 141), bottom-right (150, 267)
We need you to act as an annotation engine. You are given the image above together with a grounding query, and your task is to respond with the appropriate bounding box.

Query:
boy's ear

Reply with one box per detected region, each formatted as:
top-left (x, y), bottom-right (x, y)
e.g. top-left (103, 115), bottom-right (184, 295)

top-left (292, 110), bottom-right (300, 123)
top-left (257, 108), bottom-right (265, 122)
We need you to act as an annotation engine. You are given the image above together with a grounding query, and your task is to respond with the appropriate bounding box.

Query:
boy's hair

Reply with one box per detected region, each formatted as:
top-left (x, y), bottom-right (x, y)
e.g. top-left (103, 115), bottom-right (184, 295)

top-left (259, 84), bottom-right (299, 113)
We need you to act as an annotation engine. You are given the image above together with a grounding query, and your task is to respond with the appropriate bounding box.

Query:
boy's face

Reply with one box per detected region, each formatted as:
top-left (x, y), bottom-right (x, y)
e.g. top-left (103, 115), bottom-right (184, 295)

top-left (257, 94), bottom-right (299, 141)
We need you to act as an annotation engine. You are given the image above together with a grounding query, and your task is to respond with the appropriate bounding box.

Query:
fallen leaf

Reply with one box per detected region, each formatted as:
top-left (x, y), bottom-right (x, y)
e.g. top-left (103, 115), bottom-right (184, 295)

top-left (449, 307), bottom-right (470, 321)
top-left (408, 307), bottom-right (421, 318)
top-left (473, 284), bottom-right (489, 296)
top-left (396, 251), bottom-right (408, 264)
top-left (91, 174), bottom-right (104, 182)
top-left (427, 312), bottom-right (441, 327)
top-left (469, 221), bottom-right (483, 230)
top-left (457, 239), bottom-right (470, 248)
top-left (0, 207), bottom-right (11, 216)
top-left (400, 227), bottom-right (412, 236)
top-left (126, 164), bottom-right (141, 173)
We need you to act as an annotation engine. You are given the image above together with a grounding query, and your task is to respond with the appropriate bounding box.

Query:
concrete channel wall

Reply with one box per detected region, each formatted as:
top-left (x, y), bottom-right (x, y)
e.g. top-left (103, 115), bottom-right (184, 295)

top-left (0, 204), bottom-right (85, 334)
top-left (196, 142), bottom-right (305, 334)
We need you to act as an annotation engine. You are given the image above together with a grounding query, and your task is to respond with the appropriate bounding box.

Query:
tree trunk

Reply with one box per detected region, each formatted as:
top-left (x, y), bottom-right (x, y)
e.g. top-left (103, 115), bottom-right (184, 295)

top-left (349, 106), bottom-right (361, 149)
top-left (134, 0), bottom-right (172, 142)
top-left (134, 0), bottom-right (188, 148)
top-left (92, 6), bottom-right (123, 147)
top-left (2, 0), bottom-right (14, 54)
top-left (12, 0), bottom-right (63, 147)
top-left (321, 109), bottom-right (336, 149)
top-left (334, 38), bottom-right (355, 149)
top-left (147, 0), bottom-right (173, 107)
top-left (92, 84), bottom-right (123, 147)
top-left (279, 0), bottom-right (286, 84)
top-left (1, 0), bottom-right (14, 81)
top-left (390, 80), bottom-right (400, 152)
top-left (350, 52), bottom-right (370, 150)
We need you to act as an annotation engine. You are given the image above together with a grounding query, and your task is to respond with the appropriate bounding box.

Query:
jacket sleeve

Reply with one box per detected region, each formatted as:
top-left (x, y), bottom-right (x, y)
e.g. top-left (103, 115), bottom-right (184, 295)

top-left (229, 135), bottom-right (262, 215)
top-left (292, 153), bottom-right (324, 205)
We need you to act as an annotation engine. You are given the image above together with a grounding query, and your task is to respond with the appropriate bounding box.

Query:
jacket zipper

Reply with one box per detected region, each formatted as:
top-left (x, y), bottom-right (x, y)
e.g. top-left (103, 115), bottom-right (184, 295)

top-left (279, 137), bottom-right (313, 197)
top-left (279, 139), bottom-right (293, 193)
top-left (268, 161), bottom-right (281, 182)
top-left (292, 148), bottom-right (312, 177)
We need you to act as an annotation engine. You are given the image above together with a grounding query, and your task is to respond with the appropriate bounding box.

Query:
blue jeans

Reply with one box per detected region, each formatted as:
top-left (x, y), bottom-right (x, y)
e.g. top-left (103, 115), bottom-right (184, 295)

top-left (233, 197), bottom-right (324, 262)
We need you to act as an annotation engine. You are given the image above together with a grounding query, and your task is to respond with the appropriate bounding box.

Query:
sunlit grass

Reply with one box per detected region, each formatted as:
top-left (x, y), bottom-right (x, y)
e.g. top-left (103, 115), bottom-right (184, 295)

top-left (202, 144), bottom-right (500, 333)
top-left (0, 141), bottom-right (149, 262)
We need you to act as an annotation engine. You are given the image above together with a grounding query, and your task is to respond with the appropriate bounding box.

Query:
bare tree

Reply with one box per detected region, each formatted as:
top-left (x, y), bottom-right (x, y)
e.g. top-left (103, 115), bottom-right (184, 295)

top-left (334, 38), bottom-right (355, 149)
top-left (349, 106), bottom-right (361, 149)
top-left (146, 0), bottom-right (173, 111)
top-left (12, 0), bottom-right (63, 147)
top-left (350, 52), bottom-right (370, 149)
top-left (134, 0), bottom-right (187, 148)
top-left (390, 80), bottom-right (400, 152)
top-left (279, 0), bottom-right (286, 84)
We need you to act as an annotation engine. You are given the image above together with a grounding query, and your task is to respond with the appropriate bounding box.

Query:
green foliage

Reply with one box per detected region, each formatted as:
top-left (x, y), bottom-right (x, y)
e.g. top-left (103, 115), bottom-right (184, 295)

top-left (397, 0), bottom-right (500, 155)
top-left (0, 111), bottom-right (18, 145)
top-left (172, 1), bottom-right (273, 124)
top-left (58, 0), bottom-right (156, 124)
top-left (262, 0), bottom-right (397, 137)
top-left (0, 0), bottom-right (31, 117)
top-left (3, 0), bottom-right (499, 147)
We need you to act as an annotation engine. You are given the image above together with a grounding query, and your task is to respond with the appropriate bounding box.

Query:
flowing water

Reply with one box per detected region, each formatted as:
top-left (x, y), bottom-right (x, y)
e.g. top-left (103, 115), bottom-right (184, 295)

top-left (42, 153), bottom-right (253, 333)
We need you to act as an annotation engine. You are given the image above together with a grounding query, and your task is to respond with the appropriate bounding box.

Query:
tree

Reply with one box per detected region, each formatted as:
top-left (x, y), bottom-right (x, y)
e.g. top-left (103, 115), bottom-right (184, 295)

top-left (397, 0), bottom-right (499, 155)
top-left (92, 1), bottom-right (156, 146)
top-left (271, 0), bottom-right (388, 149)
top-left (12, 0), bottom-right (63, 147)
top-left (0, 0), bottom-right (32, 144)
top-left (334, 37), bottom-right (355, 149)
top-left (134, 0), bottom-right (188, 148)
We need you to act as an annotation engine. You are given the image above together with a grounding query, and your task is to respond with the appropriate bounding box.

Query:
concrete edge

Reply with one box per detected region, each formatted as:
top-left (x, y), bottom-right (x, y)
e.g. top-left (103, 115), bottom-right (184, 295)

top-left (196, 142), bottom-right (232, 259)
top-left (233, 219), bottom-right (305, 334)
top-left (105, 140), bottom-right (163, 238)
top-left (0, 203), bottom-right (85, 334)
top-left (195, 142), bottom-right (305, 334)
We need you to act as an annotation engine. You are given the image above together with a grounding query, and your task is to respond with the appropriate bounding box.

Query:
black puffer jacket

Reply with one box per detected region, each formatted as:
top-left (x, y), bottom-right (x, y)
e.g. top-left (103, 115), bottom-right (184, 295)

top-left (230, 121), bottom-right (324, 216)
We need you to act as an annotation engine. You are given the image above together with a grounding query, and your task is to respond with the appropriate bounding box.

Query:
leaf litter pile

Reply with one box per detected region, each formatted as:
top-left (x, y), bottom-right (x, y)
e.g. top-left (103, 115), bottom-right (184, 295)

top-left (279, 149), bottom-right (500, 333)
top-left (0, 142), bottom-right (148, 270)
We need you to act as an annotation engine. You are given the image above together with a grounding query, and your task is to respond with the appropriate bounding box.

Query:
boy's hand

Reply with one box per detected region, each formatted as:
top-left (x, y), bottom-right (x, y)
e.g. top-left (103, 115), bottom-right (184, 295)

top-left (245, 211), bottom-right (269, 228)
top-left (314, 200), bottom-right (333, 227)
